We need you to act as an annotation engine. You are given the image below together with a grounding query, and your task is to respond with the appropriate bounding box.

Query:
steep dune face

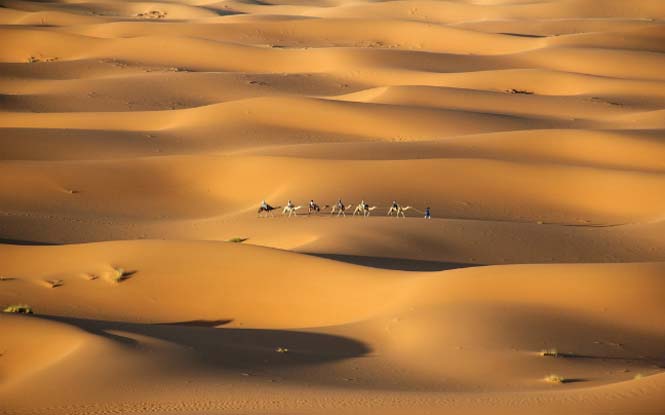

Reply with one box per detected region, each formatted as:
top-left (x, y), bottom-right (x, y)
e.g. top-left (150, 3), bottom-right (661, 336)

top-left (1, 0), bottom-right (664, 413)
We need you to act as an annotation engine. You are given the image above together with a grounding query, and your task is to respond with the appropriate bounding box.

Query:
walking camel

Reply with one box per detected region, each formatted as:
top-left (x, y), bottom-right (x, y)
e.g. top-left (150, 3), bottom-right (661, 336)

top-left (331, 203), bottom-right (353, 216)
top-left (387, 204), bottom-right (412, 218)
top-left (308, 200), bottom-right (323, 215)
top-left (353, 201), bottom-right (377, 217)
top-left (282, 204), bottom-right (302, 217)
top-left (257, 204), bottom-right (280, 218)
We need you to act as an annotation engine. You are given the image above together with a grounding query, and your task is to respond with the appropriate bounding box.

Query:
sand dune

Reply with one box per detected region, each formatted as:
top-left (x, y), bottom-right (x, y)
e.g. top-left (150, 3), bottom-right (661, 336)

top-left (1, 0), bottom-right (664, 413)
top-left (2, 154), bottom-right (665, 225)
top-left (1, 241), bottom-right (664, 414)
top-left (2, 240), bottom-right (664, 329)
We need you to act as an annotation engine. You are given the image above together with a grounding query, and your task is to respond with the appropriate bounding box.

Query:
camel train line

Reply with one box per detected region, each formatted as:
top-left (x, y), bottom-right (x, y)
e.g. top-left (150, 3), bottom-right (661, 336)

top-left (258, 199), bottom-right (424, 218)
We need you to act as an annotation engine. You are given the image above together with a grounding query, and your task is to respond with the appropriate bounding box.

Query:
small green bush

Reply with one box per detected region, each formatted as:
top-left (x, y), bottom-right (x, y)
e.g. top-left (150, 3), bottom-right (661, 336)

top-left (3, 304), bottom-right (33, 314)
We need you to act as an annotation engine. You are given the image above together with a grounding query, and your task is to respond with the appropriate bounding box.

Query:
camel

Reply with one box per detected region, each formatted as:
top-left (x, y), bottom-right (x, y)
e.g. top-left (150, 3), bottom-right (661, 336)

top-left (330, 204), bottom-right (353, 216)
top-left (353, 202), bottom-right (377, 217)
top-left (308, 202), bottom-right (323, 215)
top-left (282, 205), bottom-right (302, 217)
top-left (257, 204), bottom-right (280, 218)
top-left (352, 204), bottom-right (364, 216)
top-left (387, 204), bottom-right (412, 218)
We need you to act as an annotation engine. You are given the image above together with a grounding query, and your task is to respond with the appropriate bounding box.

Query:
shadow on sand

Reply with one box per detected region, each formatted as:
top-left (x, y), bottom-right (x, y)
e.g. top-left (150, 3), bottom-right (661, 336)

top-left (308, 253), bottom-right (481, 271)
top-left (0, 238), bottom-right (58, 246)
top-left (558, 352), bottom-right (662, 364)
top-left (42, 315), bottom-right (371, 369)
top-left (155, 319), bottom-right (234, 327)
top-left (557, 378), bottom-right (586, 384)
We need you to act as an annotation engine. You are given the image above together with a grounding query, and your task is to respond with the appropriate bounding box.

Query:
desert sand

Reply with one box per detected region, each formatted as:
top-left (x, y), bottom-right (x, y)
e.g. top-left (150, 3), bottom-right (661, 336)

top-left (1, 0), bottom-right (664, 414)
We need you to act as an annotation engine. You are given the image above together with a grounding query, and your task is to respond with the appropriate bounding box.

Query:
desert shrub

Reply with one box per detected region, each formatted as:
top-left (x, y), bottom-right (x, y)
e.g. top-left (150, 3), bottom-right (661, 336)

top-left (108, 267), bottom-right (133, 283)
top-left (544, 374), bottom-right (566, 384)
top-left (45, 279), bottom-right (63, 288)
top-left (3, 304), bottom-right (33, 314)
top-left (539, 348), bottom-right (559, 357)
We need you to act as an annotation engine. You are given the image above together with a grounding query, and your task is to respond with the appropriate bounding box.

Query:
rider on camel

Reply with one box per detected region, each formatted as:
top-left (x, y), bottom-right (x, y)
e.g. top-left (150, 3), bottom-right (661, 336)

top-left (309, 199), bottom-right (319, 214)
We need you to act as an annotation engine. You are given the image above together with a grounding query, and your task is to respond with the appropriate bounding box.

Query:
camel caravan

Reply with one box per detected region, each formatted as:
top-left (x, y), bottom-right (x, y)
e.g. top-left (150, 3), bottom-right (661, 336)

top-left (258, 199), bottom-right (430, 219)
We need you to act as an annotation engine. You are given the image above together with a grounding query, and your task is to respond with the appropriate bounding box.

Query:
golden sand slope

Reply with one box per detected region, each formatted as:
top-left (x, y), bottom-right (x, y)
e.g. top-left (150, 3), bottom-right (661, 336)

top-left (1, 0), bottom-right (664, 413)
top-left (1, 241), bottom-right (664, 414)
